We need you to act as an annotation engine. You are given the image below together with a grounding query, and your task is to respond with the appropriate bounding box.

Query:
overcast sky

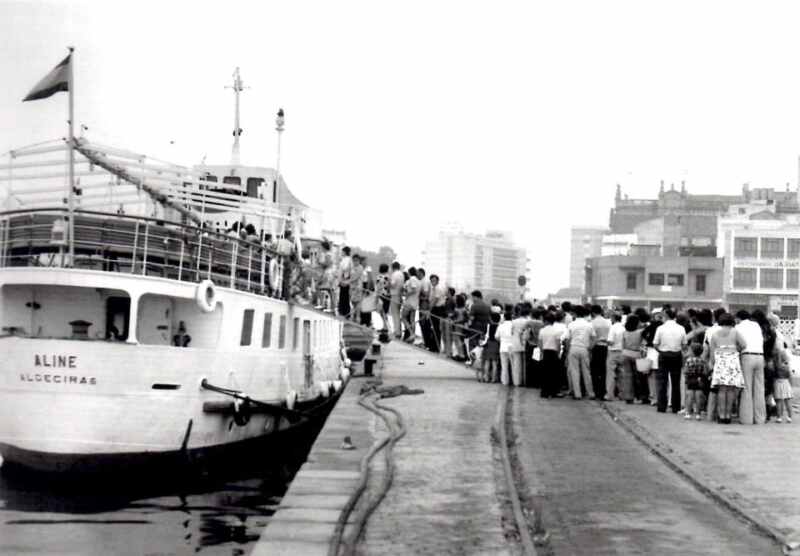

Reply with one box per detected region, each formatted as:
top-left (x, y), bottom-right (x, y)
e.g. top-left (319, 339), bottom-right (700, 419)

top-left (3, 1), bottom-right (800, 296)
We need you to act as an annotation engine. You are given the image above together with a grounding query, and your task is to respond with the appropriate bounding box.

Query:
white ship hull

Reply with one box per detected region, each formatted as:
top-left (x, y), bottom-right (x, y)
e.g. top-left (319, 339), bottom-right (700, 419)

top-left (0, 266), bottom-right (346, 474)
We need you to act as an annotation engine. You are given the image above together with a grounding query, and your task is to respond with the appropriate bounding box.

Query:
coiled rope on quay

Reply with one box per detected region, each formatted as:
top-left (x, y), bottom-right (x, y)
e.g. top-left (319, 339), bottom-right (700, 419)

top-left (328, 381), bottom-right (418, 556)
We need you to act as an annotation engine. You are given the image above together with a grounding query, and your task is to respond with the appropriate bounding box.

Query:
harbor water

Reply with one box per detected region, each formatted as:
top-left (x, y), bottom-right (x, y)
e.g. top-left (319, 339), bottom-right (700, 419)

top-left (0, 433), bottom-right (319, 555)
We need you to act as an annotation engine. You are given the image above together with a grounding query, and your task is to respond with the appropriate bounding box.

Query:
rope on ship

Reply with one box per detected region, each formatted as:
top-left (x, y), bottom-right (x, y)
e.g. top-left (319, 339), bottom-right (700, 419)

top-left (199, 378), bottom-right (317, 425)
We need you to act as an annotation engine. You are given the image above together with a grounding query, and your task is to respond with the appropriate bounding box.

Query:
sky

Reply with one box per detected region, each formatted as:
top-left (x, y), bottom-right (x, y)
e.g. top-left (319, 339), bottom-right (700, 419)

top-left (3, 1), bottom-right (800, 296)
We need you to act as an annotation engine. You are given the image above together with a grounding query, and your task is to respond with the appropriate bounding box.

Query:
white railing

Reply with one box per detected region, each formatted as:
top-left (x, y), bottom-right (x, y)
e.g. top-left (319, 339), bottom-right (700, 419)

top-left (0, 208), bottom-right (288, 299)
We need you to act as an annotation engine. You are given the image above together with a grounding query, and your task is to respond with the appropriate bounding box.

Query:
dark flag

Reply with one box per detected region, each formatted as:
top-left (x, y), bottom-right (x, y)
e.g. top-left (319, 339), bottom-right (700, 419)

top-left (23, 54), bottom-right (71, 102)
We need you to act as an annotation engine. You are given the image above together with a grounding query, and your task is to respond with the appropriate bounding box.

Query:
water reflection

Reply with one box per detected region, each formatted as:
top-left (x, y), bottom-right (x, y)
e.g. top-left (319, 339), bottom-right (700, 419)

top-left (0, 435), bottom-right (315, 555)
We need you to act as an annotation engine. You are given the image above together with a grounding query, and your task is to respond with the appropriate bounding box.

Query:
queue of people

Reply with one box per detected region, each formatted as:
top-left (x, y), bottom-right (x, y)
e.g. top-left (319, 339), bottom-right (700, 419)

top-left (285, 244), bottom-right (794, 425)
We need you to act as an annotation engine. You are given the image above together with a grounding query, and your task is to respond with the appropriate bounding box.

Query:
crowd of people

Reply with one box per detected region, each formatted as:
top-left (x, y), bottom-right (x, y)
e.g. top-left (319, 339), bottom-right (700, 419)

top-left (286, 243), bottom-right (795, 425)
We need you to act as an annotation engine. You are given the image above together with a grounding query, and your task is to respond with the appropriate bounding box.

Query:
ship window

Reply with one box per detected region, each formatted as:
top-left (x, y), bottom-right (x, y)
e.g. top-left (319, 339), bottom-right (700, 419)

top-left (204, 174), bottom-right (218, 185)
top-left (240, 309), bottom-right (254, 346)
top-left (293, 317), bottom-right (300, 350)
top-left (223, 176), bottom-right (241, 186)
top-left (247, 177), bottom-right (263, 198)
top-left (278, 315), bottom-right (286, 348)
top-left (262, 313), bottom-right (272, 348)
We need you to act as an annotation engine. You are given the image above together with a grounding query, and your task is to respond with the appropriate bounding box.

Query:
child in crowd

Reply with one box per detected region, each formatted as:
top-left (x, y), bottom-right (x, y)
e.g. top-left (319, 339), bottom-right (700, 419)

top-left (683, 342), bottom-right (708, 420)
top-left (480, 312), bottom-right (501, 383)
top-left (774, 347), bottom-right (794, 423)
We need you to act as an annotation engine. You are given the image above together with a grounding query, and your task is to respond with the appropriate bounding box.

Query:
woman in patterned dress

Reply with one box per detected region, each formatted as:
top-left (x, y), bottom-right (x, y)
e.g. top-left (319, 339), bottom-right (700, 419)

top-left (708, 313), bottom-right (745, 424)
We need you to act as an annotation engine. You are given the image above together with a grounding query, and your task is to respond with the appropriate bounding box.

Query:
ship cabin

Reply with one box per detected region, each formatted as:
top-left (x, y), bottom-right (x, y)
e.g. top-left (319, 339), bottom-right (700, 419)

top-left (0, 211), bottom-right (340, 366)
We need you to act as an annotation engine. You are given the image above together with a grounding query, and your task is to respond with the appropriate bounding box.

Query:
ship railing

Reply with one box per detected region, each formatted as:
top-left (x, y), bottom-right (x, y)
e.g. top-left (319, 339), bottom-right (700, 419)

top-left (0, 208), bottom-right (289, 299)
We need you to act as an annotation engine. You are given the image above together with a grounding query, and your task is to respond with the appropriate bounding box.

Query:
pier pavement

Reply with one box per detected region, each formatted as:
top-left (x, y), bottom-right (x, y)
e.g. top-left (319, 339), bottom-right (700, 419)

top-left (251, 340), bottom-right (514, 555)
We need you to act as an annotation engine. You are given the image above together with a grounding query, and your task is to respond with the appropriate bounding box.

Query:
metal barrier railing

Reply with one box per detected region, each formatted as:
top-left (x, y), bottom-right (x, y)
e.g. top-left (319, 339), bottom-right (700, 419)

top-left (0, 208), bottom-right (288, 299)
top-left (319, 282), bottom-right (483, 359)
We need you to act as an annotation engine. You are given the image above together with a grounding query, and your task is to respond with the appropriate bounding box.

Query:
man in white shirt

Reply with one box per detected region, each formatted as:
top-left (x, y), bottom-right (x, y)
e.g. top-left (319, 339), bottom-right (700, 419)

top-left (735, 310), bottom-right (766, 425)
top-left (565, 305), bottom-right (596, 399)
top-left (402, 267), bottom-right (420, 343)
top-left (605, 312), bottom-right (625, 401)
top-left (653, 308), bottom-right (687, 413)
top-left (389, 262), bottom-right (405, 339)
top-left (429, 274), bottom-right (447, 353)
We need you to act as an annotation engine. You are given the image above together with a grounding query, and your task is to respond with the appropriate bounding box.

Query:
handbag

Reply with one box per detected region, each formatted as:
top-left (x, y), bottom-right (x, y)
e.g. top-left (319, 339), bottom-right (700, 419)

top-left (635, 358), bottom-right (652, 373)
top-left (532, 347), bottom-right (542, 361)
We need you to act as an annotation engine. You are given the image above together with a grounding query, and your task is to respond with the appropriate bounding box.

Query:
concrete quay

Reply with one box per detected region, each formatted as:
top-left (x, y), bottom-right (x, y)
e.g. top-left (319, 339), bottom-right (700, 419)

top-left (251, 340), bottom-right (515, 556)
top-left (601, 391), bottom-right (800, 552)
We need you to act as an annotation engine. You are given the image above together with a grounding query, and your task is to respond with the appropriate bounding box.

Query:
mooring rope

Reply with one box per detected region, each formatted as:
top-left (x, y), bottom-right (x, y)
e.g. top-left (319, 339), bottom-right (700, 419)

top-left (328, 381), bottom-right (415, 556)
top-left (199, 378), bottom-right (316, 421)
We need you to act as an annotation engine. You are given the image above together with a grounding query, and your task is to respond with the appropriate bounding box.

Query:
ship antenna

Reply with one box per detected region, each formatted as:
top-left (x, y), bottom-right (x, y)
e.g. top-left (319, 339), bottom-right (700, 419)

top-left (225, 67), bottom-right (248, 165)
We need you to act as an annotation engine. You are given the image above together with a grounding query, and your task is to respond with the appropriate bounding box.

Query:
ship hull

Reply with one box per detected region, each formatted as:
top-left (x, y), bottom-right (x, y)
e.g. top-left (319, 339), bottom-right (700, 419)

top-left (0, 268), bottom-right (347, 477)
top-left (0, 388), bottom-right (340, 476)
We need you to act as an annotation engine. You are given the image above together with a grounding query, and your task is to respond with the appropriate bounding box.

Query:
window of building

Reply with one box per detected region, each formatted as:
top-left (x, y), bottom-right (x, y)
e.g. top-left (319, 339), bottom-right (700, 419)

top-left (278, 315), bottom-right (287, 348)
top-left (760, 238), bottom-right (784, 259)
top-left (293, 317), bottom-right (300, 350)
top-left (667, 274), bottom-right (684, 287)
top-left (695, 274), bottom-right (706, 293)
top-left (648, 273), bottom-right (665, 286)
top-left (262, 313), bottom-right (272, 348)
top-left (733, 268), bottom-right (757, 289)
top-left (626, 272), bottom-right (637, 291)
top-left (760, 268), bottom-right (784, 289)
top-left (734, 237), bottom-right (757, 258)
top-left (788, 269), bottom-right (799, 290)
top-left (788, 239), bottom-right (800, 259)
top-left (240, 309), bottom-right (255, 346)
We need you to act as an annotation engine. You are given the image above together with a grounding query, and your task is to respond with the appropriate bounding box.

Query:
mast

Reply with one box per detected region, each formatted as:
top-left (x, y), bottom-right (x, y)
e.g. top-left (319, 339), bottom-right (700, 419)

top-left (226, 67), bottom-right (245, 165)
top-left (274, 108), bottom-right (284, 204)
top-left (67, 46), bottom-right (75, 266)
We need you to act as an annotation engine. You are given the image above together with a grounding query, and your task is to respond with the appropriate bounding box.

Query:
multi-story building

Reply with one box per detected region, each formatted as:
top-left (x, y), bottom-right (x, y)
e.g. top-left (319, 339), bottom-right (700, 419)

top-left (569, 226), bottom-right (606, 291)
top-left (422, 227), bottom-right (528, 302)
top-left (608, 181), bottom-right (798, 256)
top-left (718, 203), bottom-right (800, 317)
top-left (585, 254), bottom-right (724, 310)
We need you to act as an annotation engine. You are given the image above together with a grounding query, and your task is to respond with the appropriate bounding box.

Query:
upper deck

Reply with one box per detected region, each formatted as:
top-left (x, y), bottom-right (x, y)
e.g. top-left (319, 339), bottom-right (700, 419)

top-left (0, 207), bottom-right (284, 297)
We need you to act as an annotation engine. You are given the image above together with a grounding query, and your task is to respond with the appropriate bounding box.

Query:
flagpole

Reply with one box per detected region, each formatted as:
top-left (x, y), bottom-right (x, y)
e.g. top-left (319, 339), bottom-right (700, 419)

top-left (67, 46), bottom-right (75, 266)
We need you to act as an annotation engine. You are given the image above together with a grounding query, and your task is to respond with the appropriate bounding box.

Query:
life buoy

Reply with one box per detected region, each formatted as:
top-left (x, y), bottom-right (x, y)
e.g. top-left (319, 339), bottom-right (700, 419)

top-left (195, 280), bottom-right (217, 313)
top-left (269, 259), bottom-right (280, 290)
top-left (233, 397), bottom-right (251, 426)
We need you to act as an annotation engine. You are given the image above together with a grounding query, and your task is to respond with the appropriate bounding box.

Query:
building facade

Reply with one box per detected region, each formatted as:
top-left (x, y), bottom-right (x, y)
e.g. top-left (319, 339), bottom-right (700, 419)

top-left (569, 226), bottom-right (606, 291)
top-left (585, 254), bottom-right (724, 310)
top-left (718, 205), bottom-right (800, 317)
top-left (422, 228), bottom-right (528, 302)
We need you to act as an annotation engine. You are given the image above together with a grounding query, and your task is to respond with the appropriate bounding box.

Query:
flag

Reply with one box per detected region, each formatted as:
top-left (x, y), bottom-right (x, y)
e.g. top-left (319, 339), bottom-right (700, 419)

top-left (23, 54), bottom-right (71, 102)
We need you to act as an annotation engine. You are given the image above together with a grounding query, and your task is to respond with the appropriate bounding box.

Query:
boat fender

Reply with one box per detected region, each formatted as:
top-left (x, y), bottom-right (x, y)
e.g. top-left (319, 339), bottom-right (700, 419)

top-left (340, 366), bottom-right (350, 381)
top-left (196, 280), bottom-right (217, 313)
top-left (333, 379), bottom-right (343, 392)
top-left (320, 381), bottom-right (330, 398)
top-left (269, 259), bottom-right (280, 290)
top-left (233, 397), bottom-right (251, 426)
top-left (344, 358), bottom-right (352, 368)
top-left (286, 390), bottom-right (297, 410)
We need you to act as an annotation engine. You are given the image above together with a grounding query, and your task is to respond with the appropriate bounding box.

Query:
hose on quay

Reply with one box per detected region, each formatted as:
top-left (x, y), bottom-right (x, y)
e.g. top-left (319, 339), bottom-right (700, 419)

top-left (328, 382), bottom-right (411, 556)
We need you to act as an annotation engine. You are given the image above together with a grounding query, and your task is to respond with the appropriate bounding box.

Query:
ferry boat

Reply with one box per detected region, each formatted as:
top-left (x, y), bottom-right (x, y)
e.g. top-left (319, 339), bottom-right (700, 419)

top-left (0, 68), bottom-right (347, 474)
